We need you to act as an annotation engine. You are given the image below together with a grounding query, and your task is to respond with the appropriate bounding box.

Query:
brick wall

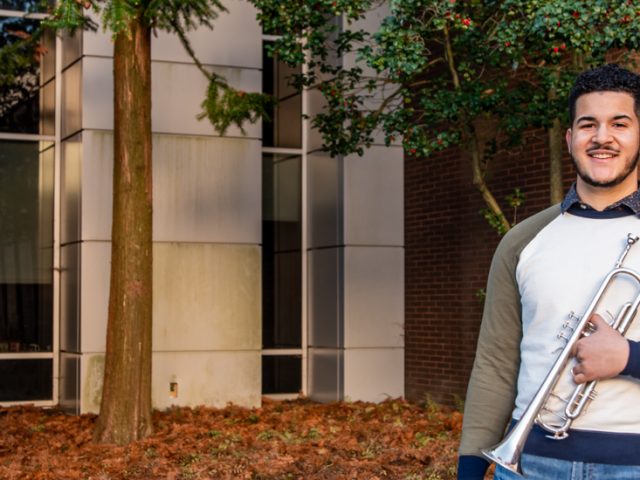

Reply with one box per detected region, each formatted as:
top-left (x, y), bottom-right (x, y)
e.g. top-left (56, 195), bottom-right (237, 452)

top-left (404, 129), bottom-right (575, 406)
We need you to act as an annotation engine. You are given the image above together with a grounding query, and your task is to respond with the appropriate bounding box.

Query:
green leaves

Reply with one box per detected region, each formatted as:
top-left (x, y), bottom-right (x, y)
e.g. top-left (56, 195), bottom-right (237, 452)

top-left (199, 80), bottom-right (273, 136)
top-left (45, 0), bottom-right (228, 36)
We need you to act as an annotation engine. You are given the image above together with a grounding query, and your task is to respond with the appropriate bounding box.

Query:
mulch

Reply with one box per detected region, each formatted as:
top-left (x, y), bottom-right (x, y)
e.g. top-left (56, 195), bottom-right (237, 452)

top-left (0, 398), bottom-right (463, 479)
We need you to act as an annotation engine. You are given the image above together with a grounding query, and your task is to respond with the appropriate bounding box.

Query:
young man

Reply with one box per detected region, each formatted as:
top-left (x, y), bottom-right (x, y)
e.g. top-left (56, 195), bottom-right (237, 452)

top-left (458, 64), bottom-right (640, 479)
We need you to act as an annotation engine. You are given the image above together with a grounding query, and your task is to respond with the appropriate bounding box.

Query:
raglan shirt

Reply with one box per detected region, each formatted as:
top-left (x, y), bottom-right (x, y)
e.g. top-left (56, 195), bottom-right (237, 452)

top-left (458, 185), bottom-right (640, 480)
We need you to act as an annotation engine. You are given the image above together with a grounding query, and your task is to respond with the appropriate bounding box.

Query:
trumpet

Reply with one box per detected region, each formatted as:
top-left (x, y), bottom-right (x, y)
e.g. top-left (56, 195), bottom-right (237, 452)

top-left (482, 233), bottom-right (640, 476)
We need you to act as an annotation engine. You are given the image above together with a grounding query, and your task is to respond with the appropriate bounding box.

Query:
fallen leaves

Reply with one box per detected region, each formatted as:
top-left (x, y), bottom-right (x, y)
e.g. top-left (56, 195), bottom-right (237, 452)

top-left (0, 398), bottom-right (461, 479)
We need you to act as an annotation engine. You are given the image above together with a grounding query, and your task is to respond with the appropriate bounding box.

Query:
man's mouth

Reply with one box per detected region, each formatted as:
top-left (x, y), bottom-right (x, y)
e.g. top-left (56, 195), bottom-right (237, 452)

top-left (588, 150), bottom-right (618, 159)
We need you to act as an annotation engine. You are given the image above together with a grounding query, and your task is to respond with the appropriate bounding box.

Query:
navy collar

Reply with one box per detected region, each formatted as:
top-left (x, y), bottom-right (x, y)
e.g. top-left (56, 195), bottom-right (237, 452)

top-left (560, 183), bottom-right (640, 218)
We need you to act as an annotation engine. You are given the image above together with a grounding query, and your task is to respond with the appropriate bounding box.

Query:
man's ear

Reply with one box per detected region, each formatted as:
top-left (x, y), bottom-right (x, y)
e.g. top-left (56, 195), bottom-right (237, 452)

top-left (566, 128), bottom-right (572, 154)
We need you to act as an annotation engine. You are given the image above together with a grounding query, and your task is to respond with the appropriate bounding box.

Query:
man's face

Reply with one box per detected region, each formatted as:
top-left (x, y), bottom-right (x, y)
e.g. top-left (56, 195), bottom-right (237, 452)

top-left (566, 91), bottom-right (640, 193)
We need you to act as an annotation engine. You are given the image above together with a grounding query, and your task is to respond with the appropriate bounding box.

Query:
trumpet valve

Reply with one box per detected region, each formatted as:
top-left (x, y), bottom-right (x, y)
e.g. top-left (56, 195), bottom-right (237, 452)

top-left (583, 321), bottom-right (597, 336)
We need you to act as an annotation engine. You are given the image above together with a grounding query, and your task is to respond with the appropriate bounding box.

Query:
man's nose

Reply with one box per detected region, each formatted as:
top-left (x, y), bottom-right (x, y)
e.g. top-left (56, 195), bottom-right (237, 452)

top-left (593, 125), bottom-right (613, 144)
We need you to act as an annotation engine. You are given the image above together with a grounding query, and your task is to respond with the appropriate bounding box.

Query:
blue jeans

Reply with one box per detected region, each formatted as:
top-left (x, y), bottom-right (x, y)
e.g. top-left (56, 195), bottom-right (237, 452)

top-left (494, 454), bottom-right (640, 480)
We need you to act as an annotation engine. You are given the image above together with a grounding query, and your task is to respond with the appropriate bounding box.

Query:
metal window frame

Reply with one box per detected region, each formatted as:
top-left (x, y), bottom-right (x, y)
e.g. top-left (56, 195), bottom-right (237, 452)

top-left (0, 8), bottom-right (60, 408)
top-left (261, 34), bottom-right (309, 398)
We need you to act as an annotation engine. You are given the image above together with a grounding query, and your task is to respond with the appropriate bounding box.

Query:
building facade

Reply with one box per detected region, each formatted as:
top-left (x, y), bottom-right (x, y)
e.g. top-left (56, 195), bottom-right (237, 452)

top-left (0, 0), bottom-right (404, 413)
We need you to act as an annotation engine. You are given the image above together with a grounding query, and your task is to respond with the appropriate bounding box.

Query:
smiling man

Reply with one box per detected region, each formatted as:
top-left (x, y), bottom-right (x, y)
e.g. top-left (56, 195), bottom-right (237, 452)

top-left (458, 64), bottom-right (640, 479)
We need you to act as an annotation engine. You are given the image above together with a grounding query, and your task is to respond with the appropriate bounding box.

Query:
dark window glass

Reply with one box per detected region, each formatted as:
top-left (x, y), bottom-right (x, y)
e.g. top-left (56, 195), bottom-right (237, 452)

top-left (0, 1), bottom-right (50, 12)
top-left (0, 141), bottom-right (54, 353)
top-left (0, 16), bottom-right (41, 133)
top-left (262, 154), bottom-right (301, 349)
top-left (0, 359), bottom-right (52, 401)
top-left (262, 41), bottom-right (302, 149)
top-left (262, 355), bottom-right (302, 394)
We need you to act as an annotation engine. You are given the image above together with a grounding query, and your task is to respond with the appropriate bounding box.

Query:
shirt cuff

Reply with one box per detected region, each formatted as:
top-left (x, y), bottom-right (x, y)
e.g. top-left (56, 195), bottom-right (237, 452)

top-left (457, 455), bottom-right (490, 480)
top-left (621, 340), bottom-right (640, 378)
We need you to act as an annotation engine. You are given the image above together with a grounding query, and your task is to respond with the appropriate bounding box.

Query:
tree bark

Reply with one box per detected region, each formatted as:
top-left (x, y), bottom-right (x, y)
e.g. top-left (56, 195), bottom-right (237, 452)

top-left (93, 14), bottom-right (153, 445)
top-left (548, 117), bottom-right (564, 204)
top-left (469, 135), bottom-right (511, 234)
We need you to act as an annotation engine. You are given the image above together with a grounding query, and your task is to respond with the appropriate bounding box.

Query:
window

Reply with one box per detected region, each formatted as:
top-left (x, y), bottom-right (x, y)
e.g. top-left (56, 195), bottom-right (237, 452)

top-left (0, 6), bottom-right (56, 404)
top-left (261, 38), bottom-right (306, 396)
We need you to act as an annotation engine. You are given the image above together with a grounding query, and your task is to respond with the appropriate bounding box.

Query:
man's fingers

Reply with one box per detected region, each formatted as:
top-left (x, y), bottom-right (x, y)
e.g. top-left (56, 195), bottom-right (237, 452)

top-left (588, 313), bottom-right (607, 329)
top-left (572, 365), bottom-right (589, 384)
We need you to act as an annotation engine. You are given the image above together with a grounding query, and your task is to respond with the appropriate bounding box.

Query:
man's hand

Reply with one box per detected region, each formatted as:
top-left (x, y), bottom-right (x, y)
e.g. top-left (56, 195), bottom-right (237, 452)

top-left (571, 314), bottom-right (629, 384)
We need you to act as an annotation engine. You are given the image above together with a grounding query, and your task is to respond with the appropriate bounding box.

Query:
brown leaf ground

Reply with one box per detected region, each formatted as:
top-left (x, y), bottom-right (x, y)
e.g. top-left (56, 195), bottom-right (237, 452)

top-left (0, 398), bottom-right (465, 480)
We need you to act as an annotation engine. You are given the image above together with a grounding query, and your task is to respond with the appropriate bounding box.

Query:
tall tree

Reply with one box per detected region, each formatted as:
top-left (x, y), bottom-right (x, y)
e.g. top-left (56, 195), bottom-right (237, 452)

top-left (254, 0), bottom-right (640, 234)
top-left (45, 0), bottom-right (269, 444)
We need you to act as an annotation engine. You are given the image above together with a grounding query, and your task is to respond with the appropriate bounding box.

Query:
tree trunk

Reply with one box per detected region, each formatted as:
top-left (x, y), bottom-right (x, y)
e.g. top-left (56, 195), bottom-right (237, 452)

top-left (93, 14), bottom-right (153, 445)
top-left (548, 117), bottom-right (564, 204)
top-left (469, 132), bottom-right (511, 234)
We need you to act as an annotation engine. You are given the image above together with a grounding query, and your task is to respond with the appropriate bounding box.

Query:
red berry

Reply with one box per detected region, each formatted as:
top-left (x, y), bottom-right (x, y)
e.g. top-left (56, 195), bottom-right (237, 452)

top-left (462, 18), bottom-right (471, 26)
top-left (504, 41), bottom-right (511, 47)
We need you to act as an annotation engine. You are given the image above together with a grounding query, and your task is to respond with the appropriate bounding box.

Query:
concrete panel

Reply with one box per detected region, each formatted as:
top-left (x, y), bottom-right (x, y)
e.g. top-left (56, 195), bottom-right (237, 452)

top-left (81, 7), bottom-right (112, 57)
top-left (80, 241), bottom-right (111, 353)
top-left (308, 347), bottom-right (343, 403)
top-left (343, 246), bottom-right (404, 348)
top-left (308, 248), bottom-right (342, 348)
top-left (61, 134), bottom-right (82, 245)
top-left (60, 243), bottom-right (80, 353)
top-left (80, 353), bottom-right (105, 414)
top-left (40, 29), bottom-right (56, 85)
top-left (62, 30), bottom-right (82, 70)
top-left (152, 350), bottom-right (261, 410)
top-left (81, 57), bottom-right (261, 138)
top-left (40, 80), bottom-right (55, 136)
top-left (154, 135), bottom-right (261, 244)
top-left (308, 152), bottom-right (342, 249)
top-left (344, 146), bottom-right (403, 246)
top-left (59, 353), bottom-right (80, 415)
top-left (81, 56), bottom-right (112, 131)
top-left (153, 243), bottom-right (261, 351)
top-left (151, 62), bottom-right (261, 138)
top-left (81, 131), bottom-right (113, 241)
top-left (342, 3), bottom-right (390, 74)
top-left (344, 348), bottom-right (404, 402)
top-left (152, 1), bottom-right (261, 69)
top-left (61, 60), bottom-right (81, 139)
top-left (306, 88), bottom-right (327, 152)
top-left (80, 132), bottom-right (262, 243)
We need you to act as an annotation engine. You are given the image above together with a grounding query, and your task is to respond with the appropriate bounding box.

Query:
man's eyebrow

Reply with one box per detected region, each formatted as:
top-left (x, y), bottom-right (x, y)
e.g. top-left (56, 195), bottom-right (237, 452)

top-left (575, 114), bottom-right (633, 122)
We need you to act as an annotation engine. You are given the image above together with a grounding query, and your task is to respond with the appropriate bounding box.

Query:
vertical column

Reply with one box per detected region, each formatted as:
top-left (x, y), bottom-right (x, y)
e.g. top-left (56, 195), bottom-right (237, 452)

top-left (307, 4), bottom-right (404, 402)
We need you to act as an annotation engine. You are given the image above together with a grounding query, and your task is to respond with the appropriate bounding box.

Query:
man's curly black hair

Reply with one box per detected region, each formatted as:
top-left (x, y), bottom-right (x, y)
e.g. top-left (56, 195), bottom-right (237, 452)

top-left (568, 64), bottom-right (640, 124)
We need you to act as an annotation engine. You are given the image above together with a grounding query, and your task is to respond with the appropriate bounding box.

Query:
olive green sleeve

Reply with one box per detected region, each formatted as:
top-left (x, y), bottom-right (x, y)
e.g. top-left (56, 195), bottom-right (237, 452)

top-left (459, 204), bottom-right (561, 457)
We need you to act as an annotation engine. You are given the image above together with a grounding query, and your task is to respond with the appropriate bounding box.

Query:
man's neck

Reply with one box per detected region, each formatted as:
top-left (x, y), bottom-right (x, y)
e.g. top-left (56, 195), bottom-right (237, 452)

top-left (576, 179), bottom-right (639, 211)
